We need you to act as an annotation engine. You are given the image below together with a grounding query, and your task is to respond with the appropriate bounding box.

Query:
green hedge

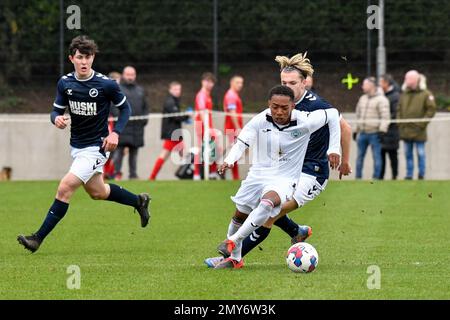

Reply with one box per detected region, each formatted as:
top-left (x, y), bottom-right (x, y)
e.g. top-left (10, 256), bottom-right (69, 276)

top-left (1, 0), bottom-right (449, 81)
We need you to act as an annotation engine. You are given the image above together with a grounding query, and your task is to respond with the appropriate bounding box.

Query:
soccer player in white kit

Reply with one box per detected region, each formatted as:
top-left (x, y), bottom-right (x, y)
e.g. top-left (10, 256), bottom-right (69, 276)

top-left (205, 53), bottom-right (352, 268)
top-left (214, 85), bottom-right (341, 269)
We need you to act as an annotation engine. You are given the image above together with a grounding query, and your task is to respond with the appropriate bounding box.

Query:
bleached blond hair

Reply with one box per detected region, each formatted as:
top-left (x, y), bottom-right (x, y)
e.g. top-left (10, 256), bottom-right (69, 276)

top-left (275, 52), bottom-right (314, 79)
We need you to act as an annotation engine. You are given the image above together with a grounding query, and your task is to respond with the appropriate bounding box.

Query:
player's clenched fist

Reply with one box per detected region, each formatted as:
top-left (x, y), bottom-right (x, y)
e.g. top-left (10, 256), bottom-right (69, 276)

top-left (218, 162), bottom-right (234, 176)
top-left (54, 115), bottom-right (69, 129)
top-left (102, 131), bottom-right (119, 152)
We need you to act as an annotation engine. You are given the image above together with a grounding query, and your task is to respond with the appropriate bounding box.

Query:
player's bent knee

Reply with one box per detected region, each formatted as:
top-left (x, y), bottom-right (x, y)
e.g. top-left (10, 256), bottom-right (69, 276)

top-left (56, 189), bottom-right (71, 202)
top-left (250, 200), bottom-right (276, 226)
top-left (280, 199), bottom-right (299, 215)
top-left (261, 191), bottom-right (281, 207)
top-left (259, 199), bottom-right (275, 211)
top-left (88, 190), bottom-right (108, 200)
top-left (251, 200), bottom-right (276, 223)
top-left (56, 183), bottom-right (75, 202)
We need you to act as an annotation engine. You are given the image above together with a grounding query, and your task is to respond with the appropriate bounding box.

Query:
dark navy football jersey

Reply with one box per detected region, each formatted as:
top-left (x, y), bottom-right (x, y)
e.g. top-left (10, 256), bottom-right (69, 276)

top-left (53, 71), bottom-right (127, 148)
top-left (295, 90), bottom-right (335, 180)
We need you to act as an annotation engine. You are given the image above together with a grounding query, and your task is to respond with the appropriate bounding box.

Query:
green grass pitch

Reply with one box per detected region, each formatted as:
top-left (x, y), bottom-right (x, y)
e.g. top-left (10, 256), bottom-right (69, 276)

top-left (0, 180), bottom-right (449, 299)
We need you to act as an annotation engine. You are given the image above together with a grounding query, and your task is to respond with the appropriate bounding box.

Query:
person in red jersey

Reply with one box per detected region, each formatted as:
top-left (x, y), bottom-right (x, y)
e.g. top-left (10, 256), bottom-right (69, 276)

top-left (194, 72), bottom-right (218, 180)
top-left (223, 75), bottom-right (244, 180)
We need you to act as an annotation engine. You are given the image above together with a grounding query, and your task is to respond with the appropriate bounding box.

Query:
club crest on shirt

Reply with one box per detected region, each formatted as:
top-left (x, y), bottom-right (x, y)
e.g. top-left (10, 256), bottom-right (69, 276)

top-left (89, 88), bottom-right (99, 98)
top-left (291, 129), bottom-right (301, 138)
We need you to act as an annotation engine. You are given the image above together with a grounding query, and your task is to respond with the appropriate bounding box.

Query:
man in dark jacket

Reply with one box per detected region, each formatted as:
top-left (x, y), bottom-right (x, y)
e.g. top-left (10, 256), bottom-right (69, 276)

top-left (398, 70), bottom-right (436, 180)
top-left (379, 74), bottom-right (400, 180)
top-left (149, 81), bottom-right (190, 180)
top-left (112, 66), bottom-right (149, 180)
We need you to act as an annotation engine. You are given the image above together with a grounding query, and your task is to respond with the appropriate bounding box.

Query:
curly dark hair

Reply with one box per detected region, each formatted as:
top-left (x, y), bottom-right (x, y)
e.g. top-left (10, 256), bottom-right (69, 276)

top-left (69, 35), bottom-right (99, 56)
top-left (268, 85), bottom-right (295, 101)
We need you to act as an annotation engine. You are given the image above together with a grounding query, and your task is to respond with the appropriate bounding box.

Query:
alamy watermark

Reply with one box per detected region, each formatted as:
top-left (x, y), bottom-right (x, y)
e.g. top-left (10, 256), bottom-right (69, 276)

top-left (366, 5), bottom-right (381, 30)
top-left (66, 265), bottom-right (81, 289)
top-left (66, 5), bottom-right (81, 30)
top-left (366, 265), bottom-right (381, 289)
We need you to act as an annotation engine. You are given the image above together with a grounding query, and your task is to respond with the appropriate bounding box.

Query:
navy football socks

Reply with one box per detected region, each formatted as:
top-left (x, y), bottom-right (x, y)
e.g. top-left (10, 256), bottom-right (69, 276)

top-left (241, 226), bottom-right (271, 257)
top-left (35, 199), bottom-right (69, 241)
top-left (106, 184), bottom-right (139, 208)
top-left (34, 185), bottom-right (138, 241)
top-left (274, 215), bottom-right (299, 238)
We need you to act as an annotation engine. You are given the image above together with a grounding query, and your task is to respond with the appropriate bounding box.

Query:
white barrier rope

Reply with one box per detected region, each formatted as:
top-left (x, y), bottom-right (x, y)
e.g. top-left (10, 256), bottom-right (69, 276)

top-left (0, 110), bottom-right (449, 124)
top-left (344, 117), bottom-right (450, 124)
top-left (211, 111), bottom-right (450, 124)
top-left (0, 118), bottom-right (51, 123)
top-left (0, 112), bottom-right (193, 123)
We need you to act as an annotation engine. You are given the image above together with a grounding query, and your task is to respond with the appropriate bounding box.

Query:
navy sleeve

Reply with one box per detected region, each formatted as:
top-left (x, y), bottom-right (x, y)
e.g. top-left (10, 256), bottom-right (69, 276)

top-left (53, 78), bottom-right (68, 109)
top-left (104, 79), bottom-right (130, 134)
top-left (51, 78), bottom-right (68, 124)
top-left (50, 107), bottom-right (65, 124)
top-left (106, 79), bottom-right (127, 108)
top-left (113, 99), bottom-right (131, 134)
top-left (321, 101), bottom-right (333, 110)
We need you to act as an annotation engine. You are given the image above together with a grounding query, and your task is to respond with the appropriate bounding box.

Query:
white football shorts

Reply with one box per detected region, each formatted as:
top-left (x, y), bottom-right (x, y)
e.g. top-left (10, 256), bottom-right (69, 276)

top-left (69, 146), bottom-right (110, 184)
top-left (231, 176), bottom-right (296, 217)
top-left (292, 173), bottom-right (328, 208)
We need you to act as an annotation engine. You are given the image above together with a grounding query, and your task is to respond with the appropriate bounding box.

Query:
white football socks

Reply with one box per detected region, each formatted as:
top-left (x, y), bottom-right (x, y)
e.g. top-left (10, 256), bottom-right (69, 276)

top-left (227, 217), bottom-right (243, 238)
top-left (229, 199), bottom-right (275, 261)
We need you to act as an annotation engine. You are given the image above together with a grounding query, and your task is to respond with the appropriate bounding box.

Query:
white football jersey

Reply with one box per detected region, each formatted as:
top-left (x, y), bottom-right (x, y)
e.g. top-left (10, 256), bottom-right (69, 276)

top-left (224, 108), bottom-right (340, 180)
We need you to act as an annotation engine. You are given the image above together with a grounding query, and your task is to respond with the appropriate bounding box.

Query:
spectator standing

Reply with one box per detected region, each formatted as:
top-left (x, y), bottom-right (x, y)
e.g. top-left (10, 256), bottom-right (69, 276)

top-left (112, 66), bottom-right (149, 180)
top-left (193, 72), bottom-right (218, 180)
top-left (355, 77), bottom-right (390, 179)
top-left (397, 70), bottom-right (436, 180)
top-left (223, 75), bottom-right (244, 180)
top-left (149, 82), bottom-right (190, 180)
top-left (378, 74), bottom-right (400, 180)
top-left (108, 71), bottom-right (121, 84)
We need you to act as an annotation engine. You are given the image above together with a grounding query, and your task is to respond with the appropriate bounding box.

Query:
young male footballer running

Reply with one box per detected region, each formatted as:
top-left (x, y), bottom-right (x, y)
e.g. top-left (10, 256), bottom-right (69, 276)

top-left (212, 85), bottom-right (341, 269)
top-left (205, 53), bottom-right (352, 267)
top-left (17, 35), bottom-right (151, 253)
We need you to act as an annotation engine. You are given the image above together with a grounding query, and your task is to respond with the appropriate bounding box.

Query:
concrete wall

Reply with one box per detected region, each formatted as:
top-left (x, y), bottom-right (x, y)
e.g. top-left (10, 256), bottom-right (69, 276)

top-left (0, 113), bottom-right (449, 181)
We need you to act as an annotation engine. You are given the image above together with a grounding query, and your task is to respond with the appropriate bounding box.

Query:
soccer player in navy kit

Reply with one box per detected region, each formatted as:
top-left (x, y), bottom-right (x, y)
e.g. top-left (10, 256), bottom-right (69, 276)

top-left (18, 36), bottom-right (150, 253)
top-left (205, 53), bottom-right (352, 268)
